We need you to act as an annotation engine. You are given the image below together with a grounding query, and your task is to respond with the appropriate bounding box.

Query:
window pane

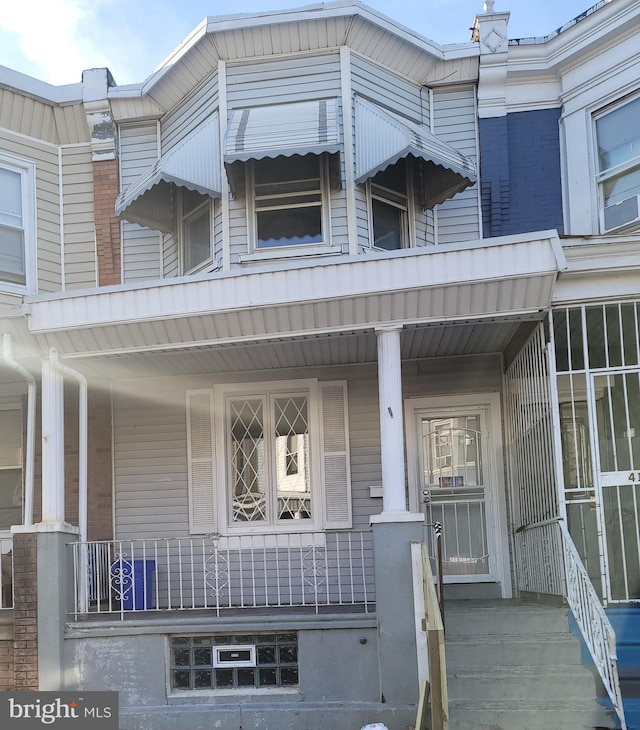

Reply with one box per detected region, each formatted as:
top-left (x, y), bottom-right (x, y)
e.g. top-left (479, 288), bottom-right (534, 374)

top-left (372, 198), bottom-right (404, 250)
top-left (184, 207), bottom-right (210, 272)
top-left (230, 400), bottom-right (266, 522)
top-left (0, 168), bottom-right (22, 226)
top-left (597, 97), bottom-right (640, 173)
top-left (274, 397), bottom-right (311, 520)
top-left (602, 167), bottom-right (640, 207)
top-left (0, 469), bottom-right (22, 530)
top-left (254, 155), bottom-right (319, 185)
top-left (0, 227), bottom-right (25, 285)
top-left (257, 206), bottom-right (322, 248)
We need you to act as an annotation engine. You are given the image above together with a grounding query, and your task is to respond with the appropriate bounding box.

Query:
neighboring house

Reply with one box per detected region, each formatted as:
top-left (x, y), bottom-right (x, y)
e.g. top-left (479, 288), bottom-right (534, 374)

top-left (0, 0), bottom-right (639, 728)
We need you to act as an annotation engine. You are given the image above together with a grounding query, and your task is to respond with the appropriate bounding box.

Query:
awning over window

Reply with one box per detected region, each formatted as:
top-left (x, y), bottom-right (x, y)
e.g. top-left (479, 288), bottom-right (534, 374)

top-left (354, 98), bottom-right (476, 208)
top-left (115, 114), bottom-right (221, 232)
top-left (225, 99), bottom-right (340, 163)
top-left (224, 99), bottom-right (341, 194)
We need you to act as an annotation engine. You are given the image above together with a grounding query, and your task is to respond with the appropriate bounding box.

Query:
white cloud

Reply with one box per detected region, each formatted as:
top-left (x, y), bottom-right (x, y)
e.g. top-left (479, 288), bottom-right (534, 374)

top-left (0, 0), bottom-right (110, 84)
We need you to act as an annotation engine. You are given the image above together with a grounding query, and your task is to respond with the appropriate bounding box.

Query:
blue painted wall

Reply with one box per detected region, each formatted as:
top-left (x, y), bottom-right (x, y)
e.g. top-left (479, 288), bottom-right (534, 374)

top-left (479, 108), bottom-right (564, 237)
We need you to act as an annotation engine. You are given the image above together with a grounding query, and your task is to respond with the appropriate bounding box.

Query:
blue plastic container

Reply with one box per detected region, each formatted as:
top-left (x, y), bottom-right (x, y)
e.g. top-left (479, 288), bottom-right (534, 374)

top-left (111, 559), bottom-right (155, 610)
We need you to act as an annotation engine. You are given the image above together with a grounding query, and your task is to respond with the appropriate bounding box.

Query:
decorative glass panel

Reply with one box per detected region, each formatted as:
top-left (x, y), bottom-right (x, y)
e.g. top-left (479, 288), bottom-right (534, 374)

top-left (230, 399), bottom-right (266, 522)
top-left (274, 396), bottom-right (311, 520)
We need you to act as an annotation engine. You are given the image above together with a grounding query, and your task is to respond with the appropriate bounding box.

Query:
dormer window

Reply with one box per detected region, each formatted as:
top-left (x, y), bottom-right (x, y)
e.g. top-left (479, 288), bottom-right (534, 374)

top-left (249, 155), bottom-right (330, 250)
top-left (181, 189), bottom-right (212, 273)
top-left (369, 161), bottom-right (410, 250)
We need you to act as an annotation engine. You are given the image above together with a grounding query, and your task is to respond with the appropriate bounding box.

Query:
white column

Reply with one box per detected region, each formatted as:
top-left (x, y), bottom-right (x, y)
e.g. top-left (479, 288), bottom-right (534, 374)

top-left (376, 326), bottom-right (408, 516)
top-left (41, 354), bottom-right (65, 524)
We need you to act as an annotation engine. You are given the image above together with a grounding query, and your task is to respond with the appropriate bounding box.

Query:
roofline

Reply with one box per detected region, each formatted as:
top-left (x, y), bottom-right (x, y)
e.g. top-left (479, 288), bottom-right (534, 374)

top-left (0, 65), bottom-right (83, 104)
top-left (139, 0), bottom-right (459, 97)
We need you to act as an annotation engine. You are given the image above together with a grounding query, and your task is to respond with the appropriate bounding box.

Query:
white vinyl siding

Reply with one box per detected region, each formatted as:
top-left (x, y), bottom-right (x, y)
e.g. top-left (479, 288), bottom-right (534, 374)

top-left (112, 356), bottom-right (501, 539)
top-left (350, 54), bottom-right (427, 126)
top-left (226, 53), bottom-right (341, 109)
top-left (432, 87), bottom-right (480, 244)
top-left (61, 145), bottom-right (96, 289)
top-left (161, 72), bottom-right (219, 154)
top-left (119, 123), bottom-right (162, 282)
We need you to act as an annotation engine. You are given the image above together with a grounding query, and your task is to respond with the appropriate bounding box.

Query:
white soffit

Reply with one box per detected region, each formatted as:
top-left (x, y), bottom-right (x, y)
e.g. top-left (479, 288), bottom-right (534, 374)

top-left (115, 114), bottom-right (221, 231)
top-left (354, 98), bottom-right (476, 206)
top-left (26, 232), bottom-right (564, 358)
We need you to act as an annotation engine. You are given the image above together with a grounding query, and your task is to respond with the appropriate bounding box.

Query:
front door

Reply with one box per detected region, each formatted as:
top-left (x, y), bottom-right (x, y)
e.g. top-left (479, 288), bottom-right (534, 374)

top-left (406, 394), bottom-right (509, 590)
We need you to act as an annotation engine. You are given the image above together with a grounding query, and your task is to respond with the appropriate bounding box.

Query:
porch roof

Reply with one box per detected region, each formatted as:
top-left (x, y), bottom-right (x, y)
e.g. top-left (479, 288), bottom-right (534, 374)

top-left (24, 231), bottom-right (565, 364)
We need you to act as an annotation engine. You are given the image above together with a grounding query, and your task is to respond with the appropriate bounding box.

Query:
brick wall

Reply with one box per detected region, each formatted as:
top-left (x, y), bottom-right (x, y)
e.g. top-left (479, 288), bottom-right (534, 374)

top-left (93, 158), bottom-right (121, 287)
top-left (12, 532), bottom-right (38, 690)
top-left (0, 617), bottom-right (14, 691)
top-left (480, 108), bottom-right (564, 237)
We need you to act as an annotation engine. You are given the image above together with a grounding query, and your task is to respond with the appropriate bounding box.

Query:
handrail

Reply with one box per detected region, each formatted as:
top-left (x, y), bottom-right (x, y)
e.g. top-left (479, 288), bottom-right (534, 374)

top-left (412, 541), bottom-right (448, 730)
top-left (558, 520), bottom-right (626, 730)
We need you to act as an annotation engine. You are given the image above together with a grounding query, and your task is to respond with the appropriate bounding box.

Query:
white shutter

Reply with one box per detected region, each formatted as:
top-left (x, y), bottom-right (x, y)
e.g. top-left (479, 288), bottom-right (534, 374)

top-left (186, 389), bottom-right (216, 534)
top-left (320, 381), bottom-right (352, 529)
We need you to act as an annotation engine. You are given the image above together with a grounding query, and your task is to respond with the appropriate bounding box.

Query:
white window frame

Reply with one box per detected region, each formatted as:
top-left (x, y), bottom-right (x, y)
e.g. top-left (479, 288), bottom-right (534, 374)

top-left (0, 155), bottom-right (36, 292)
top-left (367, 163), bottom-right (414, 251)
top-left (213, 380), bottom-right (323, 536)
top-left (594, 93), bottom-right (640, 223)
top-left (0, 404), bottom-right (23, 537)
top-left (179, 190), bottom-right (213, 275)
top-left (246, 155), bottom-right (331, 255)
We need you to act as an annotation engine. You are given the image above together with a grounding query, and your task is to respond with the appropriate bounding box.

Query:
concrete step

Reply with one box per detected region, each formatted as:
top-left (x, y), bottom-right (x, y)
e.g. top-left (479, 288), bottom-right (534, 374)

top-left (447, 664), bottom-right (598, 701)
top-left (447, 698), bottom-right (617, 730)
top-left (445, 600), bottom-right (570, 636)
top-left (446, 632), bottom-right (585, 668)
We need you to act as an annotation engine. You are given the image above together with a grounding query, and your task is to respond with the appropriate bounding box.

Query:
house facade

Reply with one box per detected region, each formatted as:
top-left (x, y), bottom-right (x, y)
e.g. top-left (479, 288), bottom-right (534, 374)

top-left (0, 1), bottom-right (639, 728)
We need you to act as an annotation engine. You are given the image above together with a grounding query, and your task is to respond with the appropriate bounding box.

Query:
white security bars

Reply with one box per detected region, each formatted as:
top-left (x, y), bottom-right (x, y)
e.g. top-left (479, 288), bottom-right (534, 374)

top-left (551, 302), bottom-right (640, 602)
top-left (70, 531), bottom-right (373, 619)
top-left (504, 323), bottom-right (564, 595)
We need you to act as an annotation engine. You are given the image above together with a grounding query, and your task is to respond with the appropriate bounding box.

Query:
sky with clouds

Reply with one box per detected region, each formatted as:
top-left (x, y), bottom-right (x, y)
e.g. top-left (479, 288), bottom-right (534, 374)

top-left (0, 0), bottom-right (604, 86)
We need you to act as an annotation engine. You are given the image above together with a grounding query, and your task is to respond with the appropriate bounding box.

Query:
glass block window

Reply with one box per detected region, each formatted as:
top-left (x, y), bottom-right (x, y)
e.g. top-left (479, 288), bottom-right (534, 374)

top-left (170, 633), bottom-right (299, 691)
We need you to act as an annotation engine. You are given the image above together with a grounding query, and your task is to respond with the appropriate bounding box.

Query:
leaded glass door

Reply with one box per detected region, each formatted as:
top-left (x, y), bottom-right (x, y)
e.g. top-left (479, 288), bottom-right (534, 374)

top-left (417, 407), bottom-right (496, 582)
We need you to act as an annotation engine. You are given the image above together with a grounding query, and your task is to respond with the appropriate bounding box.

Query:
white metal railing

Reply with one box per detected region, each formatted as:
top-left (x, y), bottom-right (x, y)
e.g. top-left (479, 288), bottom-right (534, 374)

top-left (517, 519), bottom-right (626, 729)
top-left (70, 531), bottom-right (374, 619)
top-left (559, 520), bottom-right (626, 730)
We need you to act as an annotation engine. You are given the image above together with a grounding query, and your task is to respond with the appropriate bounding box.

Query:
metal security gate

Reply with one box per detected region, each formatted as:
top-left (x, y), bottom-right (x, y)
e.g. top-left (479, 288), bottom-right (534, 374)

top-left (592, 370), bottom-right (640, 602)
top-left (552, 301), bottom-right (640, 603)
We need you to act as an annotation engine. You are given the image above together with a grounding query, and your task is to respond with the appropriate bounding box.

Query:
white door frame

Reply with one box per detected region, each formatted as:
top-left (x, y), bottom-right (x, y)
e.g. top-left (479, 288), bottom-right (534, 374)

top-left (404, 392), bottom-right (512, 598)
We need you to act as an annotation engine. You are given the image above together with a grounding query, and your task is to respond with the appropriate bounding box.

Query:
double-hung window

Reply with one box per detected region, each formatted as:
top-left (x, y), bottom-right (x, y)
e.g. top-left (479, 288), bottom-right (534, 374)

top-left (369, 162), bottom-right (411, 250)
top-left (595, 95), bottom-right (640, 230)
top-left (0, 158), bottom-right (34, 288)
top-left (181, 189), bottom-right (212, 274)
top-left (251, 155), bottom-right (328, 250)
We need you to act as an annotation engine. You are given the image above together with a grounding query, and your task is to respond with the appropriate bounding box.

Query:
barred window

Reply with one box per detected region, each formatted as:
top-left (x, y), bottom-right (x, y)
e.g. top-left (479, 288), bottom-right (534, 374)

top-left (170, 633), bottom-right (299, 691)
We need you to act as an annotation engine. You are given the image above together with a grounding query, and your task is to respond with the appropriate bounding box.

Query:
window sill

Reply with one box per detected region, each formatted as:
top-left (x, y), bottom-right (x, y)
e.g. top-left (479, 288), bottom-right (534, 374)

top-left (238, 246), bottom-right (342, 264)
top-left (168, 688), bottom-right (302, 703)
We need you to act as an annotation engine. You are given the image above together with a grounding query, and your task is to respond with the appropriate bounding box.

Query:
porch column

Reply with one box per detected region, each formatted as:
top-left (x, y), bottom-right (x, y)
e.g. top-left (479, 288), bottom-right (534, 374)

top-left (41, 354), bottom-right (65, 525)
top-left (375, 326), bottom-right (409, 517)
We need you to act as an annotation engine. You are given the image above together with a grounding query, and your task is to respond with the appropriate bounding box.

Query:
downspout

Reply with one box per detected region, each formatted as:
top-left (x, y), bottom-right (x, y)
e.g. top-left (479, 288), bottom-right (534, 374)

top-left (50, 349), bottom-right (88, 543)
top-left (2, 333), bottom-right (36, 526)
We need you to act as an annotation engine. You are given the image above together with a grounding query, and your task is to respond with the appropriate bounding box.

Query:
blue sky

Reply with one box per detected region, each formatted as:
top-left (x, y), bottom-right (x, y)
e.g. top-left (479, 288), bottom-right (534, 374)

top-left (0, 0), bottom-right (604, 86)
